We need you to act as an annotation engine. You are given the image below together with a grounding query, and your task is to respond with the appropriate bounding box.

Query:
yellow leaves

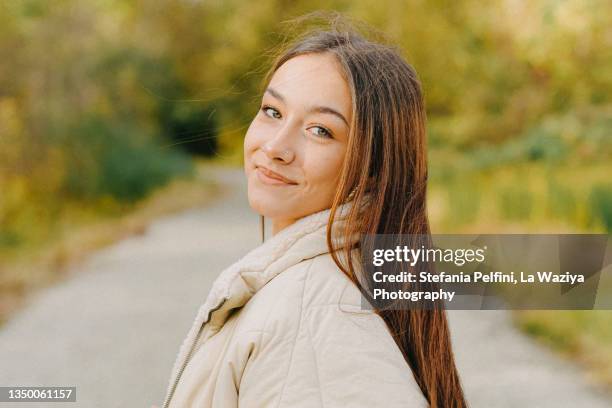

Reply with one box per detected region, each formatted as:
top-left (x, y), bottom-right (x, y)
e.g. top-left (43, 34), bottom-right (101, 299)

top-left (0, 98), bottom-right (22, 137)
top-left (1, 176), bottom-right (29, 211)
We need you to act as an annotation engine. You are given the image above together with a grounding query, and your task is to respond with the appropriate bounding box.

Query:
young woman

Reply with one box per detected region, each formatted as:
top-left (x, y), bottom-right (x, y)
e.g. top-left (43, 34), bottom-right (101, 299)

top-left (160, 25), bottom-right (467, 408)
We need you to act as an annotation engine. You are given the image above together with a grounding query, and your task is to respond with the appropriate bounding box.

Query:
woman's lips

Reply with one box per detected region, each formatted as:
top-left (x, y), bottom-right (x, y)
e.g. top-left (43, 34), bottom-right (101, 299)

top-left (255, 166), bottom-right (298, 186)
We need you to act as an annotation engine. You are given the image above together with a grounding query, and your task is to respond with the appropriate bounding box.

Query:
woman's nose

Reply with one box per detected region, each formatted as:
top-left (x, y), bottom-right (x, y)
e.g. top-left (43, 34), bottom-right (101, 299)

top-left (261, 142), bottom-right (294, 163)
top-left (261, 125), bottom-right (296, 163)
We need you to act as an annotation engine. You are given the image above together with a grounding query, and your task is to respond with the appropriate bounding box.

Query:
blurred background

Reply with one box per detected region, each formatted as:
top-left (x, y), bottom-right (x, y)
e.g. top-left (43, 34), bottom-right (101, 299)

top-left (0, 0), bottom-right (611, 406)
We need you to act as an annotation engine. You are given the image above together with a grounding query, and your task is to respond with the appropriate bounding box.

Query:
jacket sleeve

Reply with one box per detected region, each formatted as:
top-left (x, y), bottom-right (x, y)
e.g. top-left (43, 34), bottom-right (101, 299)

top-left (282, 304), bottom-right (429, 407)
top-left (237, 263), bottom-right (429, 408)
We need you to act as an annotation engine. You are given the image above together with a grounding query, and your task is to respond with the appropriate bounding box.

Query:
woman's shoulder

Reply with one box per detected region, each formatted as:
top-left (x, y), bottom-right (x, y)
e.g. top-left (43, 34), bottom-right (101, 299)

top-left (236, 251), bottom-right (378, 339)
top-left (237, 253), bottom-right (428, 407)
top-left (234, 253), bottom-right (363, 328)
top-left (249, 251), bottom-right (370, 313)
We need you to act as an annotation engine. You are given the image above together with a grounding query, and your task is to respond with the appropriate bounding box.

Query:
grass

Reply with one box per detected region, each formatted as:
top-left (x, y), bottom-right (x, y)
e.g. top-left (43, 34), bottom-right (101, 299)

top-left (0, 160), bottom-right (221, 324)
top-left (429, 161), bottom-right (611, 234)
top-left (514, 310), bottom-right (612, 387)
top-left (427, 158), bottom-right (612, 390)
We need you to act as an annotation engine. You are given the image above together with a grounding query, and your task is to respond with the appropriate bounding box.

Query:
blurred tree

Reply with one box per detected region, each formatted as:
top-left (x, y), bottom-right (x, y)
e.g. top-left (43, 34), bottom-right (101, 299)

top-left (2, 0), bottom-right (612, 251)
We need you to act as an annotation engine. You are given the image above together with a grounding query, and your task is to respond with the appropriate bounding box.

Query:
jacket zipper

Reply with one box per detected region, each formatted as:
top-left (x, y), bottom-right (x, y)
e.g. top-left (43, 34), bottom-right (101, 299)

top-left (162, 298), bottom-right (227, 408)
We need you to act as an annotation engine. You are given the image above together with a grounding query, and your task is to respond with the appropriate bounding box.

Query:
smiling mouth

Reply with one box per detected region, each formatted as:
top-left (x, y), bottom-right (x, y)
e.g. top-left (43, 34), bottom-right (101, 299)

top-left (255, 166), bottom-right (298, 185)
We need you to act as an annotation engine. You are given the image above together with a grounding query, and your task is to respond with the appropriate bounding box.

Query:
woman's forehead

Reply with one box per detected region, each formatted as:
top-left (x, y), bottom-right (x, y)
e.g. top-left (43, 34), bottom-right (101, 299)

top-left (268, 53), bottom-right (352, 120)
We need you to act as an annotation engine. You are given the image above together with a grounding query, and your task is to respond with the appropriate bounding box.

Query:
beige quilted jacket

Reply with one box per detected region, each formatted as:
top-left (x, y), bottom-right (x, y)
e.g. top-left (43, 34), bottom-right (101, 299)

top-left (161, 203), bottom-right (427, 407)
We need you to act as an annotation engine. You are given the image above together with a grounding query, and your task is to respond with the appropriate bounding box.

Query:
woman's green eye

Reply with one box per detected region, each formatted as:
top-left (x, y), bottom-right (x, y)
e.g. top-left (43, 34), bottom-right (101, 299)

top-left (262, 106), bottom-right (281, 119)
top-left (311, 126), bottom-right (332, 139)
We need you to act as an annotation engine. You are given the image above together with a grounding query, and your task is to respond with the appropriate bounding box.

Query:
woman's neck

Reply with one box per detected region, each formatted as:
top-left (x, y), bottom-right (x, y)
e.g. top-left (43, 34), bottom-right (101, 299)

top-left (271, 218), bottom-right (297, 236)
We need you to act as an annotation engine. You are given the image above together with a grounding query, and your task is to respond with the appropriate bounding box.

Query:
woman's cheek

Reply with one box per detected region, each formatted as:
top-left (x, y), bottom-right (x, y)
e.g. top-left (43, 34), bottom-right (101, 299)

top-left (244, 125), bottom-right (265, 167)
top-left (317, 146), bottom-right (345, 180)
top-left (243, 131), bottom-right (256, 161)
top-left (303, 149), bottom-right (342, 201)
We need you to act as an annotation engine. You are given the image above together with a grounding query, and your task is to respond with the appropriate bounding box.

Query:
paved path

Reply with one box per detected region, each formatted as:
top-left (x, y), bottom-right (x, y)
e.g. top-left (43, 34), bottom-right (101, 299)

top-left (0, 166), bottom-right (610, 407)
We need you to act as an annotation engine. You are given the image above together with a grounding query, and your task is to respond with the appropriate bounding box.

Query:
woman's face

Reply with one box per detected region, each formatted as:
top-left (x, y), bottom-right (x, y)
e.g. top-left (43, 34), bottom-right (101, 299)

top-left (244, 52), bottom-right (352, 232)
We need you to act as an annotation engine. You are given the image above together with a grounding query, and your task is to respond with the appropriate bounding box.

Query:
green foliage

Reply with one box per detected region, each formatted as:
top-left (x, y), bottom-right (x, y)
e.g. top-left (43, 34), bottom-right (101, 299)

top-left (589, 184), bottom-right (612, 232)
top-left (62, 117), bottom-right (193, 202)
top-left (0, 230), bottom-right (21, 249)
top-left (87, 47), bottom-right (219, 157)
top-left (444, 176), bottom-right (481, 226)
top-left (159, 102), bottom-right (219, 157)
top-left (519, 313), bottom-right (579, 352)
top-left (499, 186), bottom-right (533, 221)
top-left (546, 178), bottom-right (576, 221)
top-left (515, 310), bottom-right (612, 385)
top-left (471, 131), bottom-right (568, 170)
top-left (1, 0), bottom-right (611, 249)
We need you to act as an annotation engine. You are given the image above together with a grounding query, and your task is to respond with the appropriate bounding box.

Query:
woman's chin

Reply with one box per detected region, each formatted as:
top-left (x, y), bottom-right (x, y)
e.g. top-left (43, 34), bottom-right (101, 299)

top-left (247, 194), bottom-right (286, 219)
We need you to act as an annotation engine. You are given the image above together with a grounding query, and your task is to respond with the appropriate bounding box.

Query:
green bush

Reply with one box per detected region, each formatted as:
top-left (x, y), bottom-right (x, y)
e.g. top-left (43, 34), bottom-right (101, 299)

top-left (499, 186), bottom-right (533, 221)
top-left (445, 178), bottom-right (481, 226)
top-left (159, 102), bottom-right (219, 157)
top-left (470, 126), bottom-right (568, 171)
top-left (90, 48), bottom-right (219, 158)
top-left (547, 178), bottom-right (576, 221)
top-left (589, 184), bottom-right (612, 232)
top-left (63, 117), bottom-right (193, 202)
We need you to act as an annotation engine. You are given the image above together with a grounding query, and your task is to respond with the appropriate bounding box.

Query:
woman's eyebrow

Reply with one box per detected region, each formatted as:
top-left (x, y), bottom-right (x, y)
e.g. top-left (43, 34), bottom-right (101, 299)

top-left (265, 87), bottom-right (286, 103)
top-left (308, 106), bottom-right (349, 128)
top-left (265, 87), bottom-right (349, 128)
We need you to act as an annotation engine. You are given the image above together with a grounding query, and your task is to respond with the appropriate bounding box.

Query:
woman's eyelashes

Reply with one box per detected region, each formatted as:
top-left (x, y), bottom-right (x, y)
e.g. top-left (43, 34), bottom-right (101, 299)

top-left (308, 125), bottom-right (333, 139)
top-left (261, 105), bottom-right (334, 140)
top-left (261, 105), bottom-right (281, 119)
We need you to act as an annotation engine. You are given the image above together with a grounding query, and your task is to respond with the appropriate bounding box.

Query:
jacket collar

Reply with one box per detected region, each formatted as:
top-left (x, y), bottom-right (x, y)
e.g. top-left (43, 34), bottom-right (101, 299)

top-left (196, 199), bottom-right (359, 331)
top-left (168, 200), bottom-right (361, 384)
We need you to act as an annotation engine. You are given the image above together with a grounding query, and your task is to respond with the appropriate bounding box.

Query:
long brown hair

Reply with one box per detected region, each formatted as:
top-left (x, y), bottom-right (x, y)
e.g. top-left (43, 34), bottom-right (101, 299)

top-left (260, 13), bottom-right (467, 408)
